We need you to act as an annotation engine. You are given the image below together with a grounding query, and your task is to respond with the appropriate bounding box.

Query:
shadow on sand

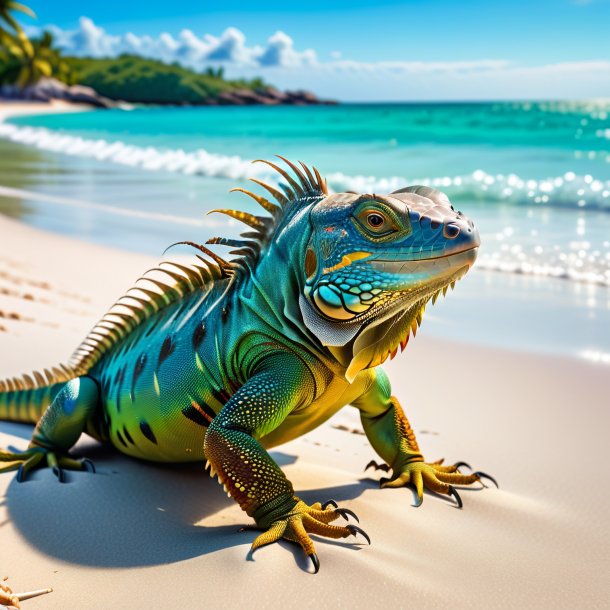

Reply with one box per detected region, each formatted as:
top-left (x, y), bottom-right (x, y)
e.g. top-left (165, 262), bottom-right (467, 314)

top-left (3, 427), bottom-right (372, 568)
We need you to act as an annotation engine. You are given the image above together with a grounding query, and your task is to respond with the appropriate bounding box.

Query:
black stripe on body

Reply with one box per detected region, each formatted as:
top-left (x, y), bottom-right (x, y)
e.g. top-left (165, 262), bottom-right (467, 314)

top-left (131, 353), bottom-right (147, 401)
top-left (192, 322), bottom-right (206, 350)
top-left (181, 402), bottom-right (214, 427)
top-left (115, 366), bottom-right (126, 413)
top-left (158, 335), bottom-right (175, 368)
top-left (139, 421), bottom-right (158, 444)
top-left (123, 426), bottom-right (134, 444)
top-left (116, 429), bottom-right (128, 447)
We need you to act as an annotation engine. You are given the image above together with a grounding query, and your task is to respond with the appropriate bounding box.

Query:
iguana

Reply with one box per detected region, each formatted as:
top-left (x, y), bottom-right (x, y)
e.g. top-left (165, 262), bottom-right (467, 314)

top-left (0, 157), bottom-right (493, 572)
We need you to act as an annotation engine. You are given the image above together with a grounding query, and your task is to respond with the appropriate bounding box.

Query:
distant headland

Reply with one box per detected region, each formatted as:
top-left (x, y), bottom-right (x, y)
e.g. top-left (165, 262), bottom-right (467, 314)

top-left (0, 4), bottom-right (334, 109)
top-left (1, 55), bottom-right (336, 108)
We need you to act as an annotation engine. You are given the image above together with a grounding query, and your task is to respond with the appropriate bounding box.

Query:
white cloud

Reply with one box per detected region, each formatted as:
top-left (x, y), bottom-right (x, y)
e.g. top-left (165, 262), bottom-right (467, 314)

top-left (43, 17), bottom-right (315, 69)
top-left (257, 31), bottom-right (317, 68)
top-left (34, 17), bottom-right (610, 100)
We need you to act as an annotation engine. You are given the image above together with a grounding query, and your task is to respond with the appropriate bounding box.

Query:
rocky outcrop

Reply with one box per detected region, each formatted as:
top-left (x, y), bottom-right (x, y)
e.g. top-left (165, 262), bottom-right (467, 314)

top-left (0, 77), bottom-right (116, 108)
top-left (216, 87), bottom-right (336, 106)
top-left (0, 78), bottom-right (335, 108)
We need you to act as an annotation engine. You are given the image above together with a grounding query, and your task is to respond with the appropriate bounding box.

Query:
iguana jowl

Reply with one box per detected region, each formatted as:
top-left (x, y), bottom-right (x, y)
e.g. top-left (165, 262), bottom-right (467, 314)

top-left (0, 157), bottom-right (492, 572)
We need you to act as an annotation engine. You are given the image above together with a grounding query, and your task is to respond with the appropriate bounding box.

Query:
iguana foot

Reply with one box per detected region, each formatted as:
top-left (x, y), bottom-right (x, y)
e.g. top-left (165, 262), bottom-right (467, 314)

top-left (0, 446), bottom-right (95, 483)
top-left (372, 458), bottom-right (497, 508)
top-left (249, 500), bottom-right (370, 573)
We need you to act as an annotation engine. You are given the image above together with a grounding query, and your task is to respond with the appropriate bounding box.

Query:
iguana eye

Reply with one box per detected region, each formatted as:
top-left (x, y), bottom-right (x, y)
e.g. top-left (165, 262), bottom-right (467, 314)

top-left (367, 213), bottom-right (385, 228)
top-left (355, 207), bottom-right (398, 236)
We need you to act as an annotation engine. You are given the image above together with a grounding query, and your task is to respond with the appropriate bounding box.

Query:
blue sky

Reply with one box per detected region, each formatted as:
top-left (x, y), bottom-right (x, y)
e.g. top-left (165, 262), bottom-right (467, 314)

top-left (20, 0), bottom-right (610, 101)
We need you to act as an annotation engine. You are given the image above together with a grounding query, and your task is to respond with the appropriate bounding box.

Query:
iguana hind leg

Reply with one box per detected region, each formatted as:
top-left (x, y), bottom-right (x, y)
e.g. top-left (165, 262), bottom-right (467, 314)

top-left (0, 376), bottom-right (99, 483)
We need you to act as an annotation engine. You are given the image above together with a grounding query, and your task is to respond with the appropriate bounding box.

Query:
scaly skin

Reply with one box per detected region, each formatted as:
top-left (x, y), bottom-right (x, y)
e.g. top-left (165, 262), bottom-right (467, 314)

top-left (0, 157), bottom-right (494, 572)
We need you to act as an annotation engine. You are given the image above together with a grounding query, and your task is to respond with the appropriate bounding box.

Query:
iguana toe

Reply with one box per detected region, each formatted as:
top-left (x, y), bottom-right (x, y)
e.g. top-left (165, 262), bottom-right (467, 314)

top-left (0, 447), bottom-right (95, 483)
top-left (376, 460), bottom-right (495, 508)
top-left (248, 500), bottom-right (369, 572)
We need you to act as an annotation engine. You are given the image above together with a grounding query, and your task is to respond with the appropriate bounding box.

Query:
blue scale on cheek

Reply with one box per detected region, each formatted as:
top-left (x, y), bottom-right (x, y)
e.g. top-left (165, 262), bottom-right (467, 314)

top-left (317, 285), bottom-right (343, 308)
top-left (343, 292), bottom-right (363, 309)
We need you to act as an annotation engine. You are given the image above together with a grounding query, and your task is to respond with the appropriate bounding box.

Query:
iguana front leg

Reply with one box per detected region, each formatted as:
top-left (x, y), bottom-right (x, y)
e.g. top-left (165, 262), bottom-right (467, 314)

top-left (354, 369), bottom-right (496, 507)
top-left (204, 352), bottom-right (368, 571)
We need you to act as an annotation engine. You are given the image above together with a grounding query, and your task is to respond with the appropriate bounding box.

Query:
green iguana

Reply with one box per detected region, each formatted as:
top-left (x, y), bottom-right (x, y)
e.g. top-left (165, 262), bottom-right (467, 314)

top-left (0, 157), bottom-right (494, 572)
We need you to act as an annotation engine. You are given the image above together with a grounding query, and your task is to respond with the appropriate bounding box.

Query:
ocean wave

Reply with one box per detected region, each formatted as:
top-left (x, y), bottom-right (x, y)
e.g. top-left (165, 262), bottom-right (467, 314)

top-left (1, 120), bottom-right (610, 289)
top-left (2, 121), bottom-right (610, 212)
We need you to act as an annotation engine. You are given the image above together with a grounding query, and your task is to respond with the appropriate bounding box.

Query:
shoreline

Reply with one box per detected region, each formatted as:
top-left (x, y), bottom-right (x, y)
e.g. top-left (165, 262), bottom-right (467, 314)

top-left (0, 99), bottom-right (95, 123)
top-left (0, 100), bottom-right (609, 362)
top-left (0, 213), bottom-right (609, 608)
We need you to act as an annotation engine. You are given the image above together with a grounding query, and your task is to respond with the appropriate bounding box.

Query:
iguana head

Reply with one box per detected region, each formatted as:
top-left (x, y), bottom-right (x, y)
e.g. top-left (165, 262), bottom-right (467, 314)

top-left (212, 157), bottom-right (479, 382)
top-left (299, 185), bottom-right (479, 380)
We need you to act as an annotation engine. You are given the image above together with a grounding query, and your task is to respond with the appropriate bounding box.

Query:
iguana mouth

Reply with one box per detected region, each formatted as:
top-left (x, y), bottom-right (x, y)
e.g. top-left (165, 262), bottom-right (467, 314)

top-left (368, 244), bottom-right (478, 274)
top-left (345, 262), bottom-right (472, 327)
top-left (371, 244), bottom-right (479, 264)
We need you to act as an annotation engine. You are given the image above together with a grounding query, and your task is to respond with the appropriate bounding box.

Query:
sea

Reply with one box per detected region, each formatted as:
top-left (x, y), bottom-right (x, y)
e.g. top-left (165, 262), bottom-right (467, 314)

top-left (0, 101), bottom-right (609, 361)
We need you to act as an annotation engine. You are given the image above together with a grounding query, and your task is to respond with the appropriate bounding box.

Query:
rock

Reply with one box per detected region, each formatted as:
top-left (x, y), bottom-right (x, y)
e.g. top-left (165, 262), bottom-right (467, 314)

top-left (0, 78), bottom-right (336, 108)
top-left (0, 77), bottom-right (117, 108)
top-left (212, 86), bottom-right (334, 107)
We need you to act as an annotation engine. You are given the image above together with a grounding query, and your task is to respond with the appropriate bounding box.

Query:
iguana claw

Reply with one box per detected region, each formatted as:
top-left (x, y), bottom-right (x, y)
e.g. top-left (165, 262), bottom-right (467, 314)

top-left (336, 508), bottom-right (359, 523)
top-left (473, 470), bottom-right (499, 488)
top-left (321, 499), bottom-right (338, 509)
top-left (309, 553), bottom-right (320, 574)
top-left (345, 524), bottom-right (371, 545)
top-left (249, 499), bottom-right (368, 572)
top-left (448, 485), bottom-right (463, 509)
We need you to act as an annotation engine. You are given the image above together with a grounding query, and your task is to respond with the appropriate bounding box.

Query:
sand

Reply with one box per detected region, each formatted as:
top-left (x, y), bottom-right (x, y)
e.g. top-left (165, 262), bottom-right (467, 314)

top-left (0, 101), bottom-right (93, 123)
top-left (1, 105), bottom-right (609, 609)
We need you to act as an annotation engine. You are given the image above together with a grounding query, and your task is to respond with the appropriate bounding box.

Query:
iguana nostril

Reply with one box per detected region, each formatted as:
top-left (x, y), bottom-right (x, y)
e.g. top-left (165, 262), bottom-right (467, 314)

top-left (444, 223), bottom-right (460, 239)
top-left (430, 220), bottom-right (441, 230)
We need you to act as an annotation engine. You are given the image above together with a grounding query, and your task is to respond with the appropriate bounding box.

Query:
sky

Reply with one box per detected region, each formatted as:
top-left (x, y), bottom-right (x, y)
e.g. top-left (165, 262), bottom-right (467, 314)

top-left (19, 0), bottom-right (610, 101)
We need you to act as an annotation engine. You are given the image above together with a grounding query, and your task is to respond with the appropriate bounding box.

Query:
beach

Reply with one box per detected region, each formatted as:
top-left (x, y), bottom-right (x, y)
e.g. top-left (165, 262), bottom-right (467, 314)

top-left (1, 103), bottom-right (610, 609)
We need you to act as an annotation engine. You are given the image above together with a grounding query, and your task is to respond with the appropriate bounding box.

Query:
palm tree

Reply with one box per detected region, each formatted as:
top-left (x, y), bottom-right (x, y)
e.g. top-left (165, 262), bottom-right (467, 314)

top-left (1, 31), bottom-right (65, 86)
top-left (0, 2), bottom-right (69, 87)
top-left (0, 0), bottom-right (36, 58)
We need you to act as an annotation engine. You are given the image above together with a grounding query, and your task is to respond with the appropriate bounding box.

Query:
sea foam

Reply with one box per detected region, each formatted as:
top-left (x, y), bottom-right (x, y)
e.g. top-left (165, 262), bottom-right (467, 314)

top-left (1, 121), bottom-right (610, 287)
top-left (2, 122), bottom-right (610, 211)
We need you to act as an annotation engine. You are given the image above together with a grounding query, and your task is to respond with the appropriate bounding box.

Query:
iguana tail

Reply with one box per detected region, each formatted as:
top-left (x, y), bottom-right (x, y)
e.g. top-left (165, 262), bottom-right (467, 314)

top-left (0, 365), bottom-right (77, 424)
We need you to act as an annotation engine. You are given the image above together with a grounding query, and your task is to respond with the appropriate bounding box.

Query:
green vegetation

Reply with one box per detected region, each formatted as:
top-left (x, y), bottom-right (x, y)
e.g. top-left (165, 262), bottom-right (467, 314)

top-left (0, 2), bottom-right (274, 104)
top-left (0, 0), bottom-right (68, 86)
top-left (1, 30), bottom-right (73, 86)
top-left (64, 55), bottom-right (268, 104)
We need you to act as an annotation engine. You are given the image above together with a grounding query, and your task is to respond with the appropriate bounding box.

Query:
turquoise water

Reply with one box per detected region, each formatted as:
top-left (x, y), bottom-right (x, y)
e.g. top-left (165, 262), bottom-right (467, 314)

top-left (1, 101), bottom-right (609, 357)
top-left (7, 102), bottom-right (610, 180)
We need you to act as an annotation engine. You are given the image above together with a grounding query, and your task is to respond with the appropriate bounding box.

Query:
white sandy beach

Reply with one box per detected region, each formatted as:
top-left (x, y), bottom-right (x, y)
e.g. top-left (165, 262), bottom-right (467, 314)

top-left (0, 103), bottom-right (609, 609)
top-left (1, 208), bottom-right (610, 610)
top-left (0, 101), bottom-right (93, 122)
